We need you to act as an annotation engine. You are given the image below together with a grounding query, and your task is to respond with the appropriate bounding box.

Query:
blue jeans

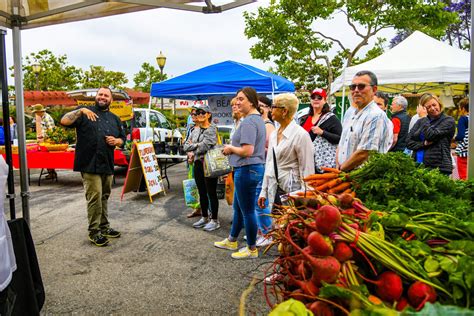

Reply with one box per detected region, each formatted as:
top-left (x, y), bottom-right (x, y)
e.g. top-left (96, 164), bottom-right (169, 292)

top-left (255, 177), bottom-right (272, 235)
top-left (230, 164), bottom-right (264, 247)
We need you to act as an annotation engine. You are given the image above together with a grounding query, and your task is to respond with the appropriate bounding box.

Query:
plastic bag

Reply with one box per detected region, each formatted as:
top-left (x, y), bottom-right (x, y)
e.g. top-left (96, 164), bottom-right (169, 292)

top-left (183, 164), bottom-right (200, 208)
top-left (225, 173), bottom-right (234, 205)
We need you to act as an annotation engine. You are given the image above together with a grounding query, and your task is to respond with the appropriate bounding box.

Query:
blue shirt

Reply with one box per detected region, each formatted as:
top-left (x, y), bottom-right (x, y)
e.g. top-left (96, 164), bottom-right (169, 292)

top-left (229, 114), bottom-right (266, 167)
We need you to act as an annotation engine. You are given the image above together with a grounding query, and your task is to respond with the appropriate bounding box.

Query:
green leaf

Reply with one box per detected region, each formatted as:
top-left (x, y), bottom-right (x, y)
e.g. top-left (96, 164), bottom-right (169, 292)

top-left (269, 299), bottom-right (313, 316)
top-left (424, 256), bottom-right (440, 273)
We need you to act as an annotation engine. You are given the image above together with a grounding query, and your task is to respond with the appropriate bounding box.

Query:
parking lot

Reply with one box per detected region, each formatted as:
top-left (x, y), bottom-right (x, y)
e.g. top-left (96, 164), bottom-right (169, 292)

top-left (5, 164), bottom-right (275, 314)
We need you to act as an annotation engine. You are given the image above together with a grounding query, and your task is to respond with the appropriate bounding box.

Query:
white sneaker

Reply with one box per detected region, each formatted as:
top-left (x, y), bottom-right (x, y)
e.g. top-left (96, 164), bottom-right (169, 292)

top-left (256, 235), bottom-right (273, 248)
top-left (192, 217), bottom-right (209, 228)
top-left (264, 273), bottom-right (284, 284)
top-left (203, 219), bottom-right (220, 232)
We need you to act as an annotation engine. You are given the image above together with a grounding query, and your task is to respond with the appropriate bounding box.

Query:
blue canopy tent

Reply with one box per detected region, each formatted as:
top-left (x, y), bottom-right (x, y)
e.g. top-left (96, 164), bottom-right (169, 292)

top-left (150, 60), bottom-right (295, 100)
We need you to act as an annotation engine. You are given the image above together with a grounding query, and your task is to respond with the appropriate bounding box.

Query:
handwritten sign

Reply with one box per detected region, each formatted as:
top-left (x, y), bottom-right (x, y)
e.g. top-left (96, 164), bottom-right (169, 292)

top-left (77, 100), bottom-right (133, 121)
top-left (208, 96), bottom-right (233, 126)
top-left (121, 142), bottom-right (165, 202)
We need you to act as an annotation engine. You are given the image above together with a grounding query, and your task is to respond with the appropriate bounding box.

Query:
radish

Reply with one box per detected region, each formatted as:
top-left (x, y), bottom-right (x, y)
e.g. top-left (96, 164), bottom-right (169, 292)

top-left (308, 301), bottom-right (334, 316)
top-left (407, 281), bottom-right (437, 310)
top-left (333, 242), bottom-right (353, 262)
top-left (315, 205), bottom-right (342, 235)
top-left (307, 231), bottom-right (333, 256)
top-left (358, 271), bottom-right (403, 303)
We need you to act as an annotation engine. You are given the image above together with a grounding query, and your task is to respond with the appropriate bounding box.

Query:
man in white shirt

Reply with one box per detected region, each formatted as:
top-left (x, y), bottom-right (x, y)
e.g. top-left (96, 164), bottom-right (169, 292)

top-left (337, 71), bottom-right (393, 171)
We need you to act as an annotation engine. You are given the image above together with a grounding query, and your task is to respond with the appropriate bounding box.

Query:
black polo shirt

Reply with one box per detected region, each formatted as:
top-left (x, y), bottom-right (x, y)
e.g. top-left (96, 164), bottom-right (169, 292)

top-left (68, 105), bottom-right (126, 175)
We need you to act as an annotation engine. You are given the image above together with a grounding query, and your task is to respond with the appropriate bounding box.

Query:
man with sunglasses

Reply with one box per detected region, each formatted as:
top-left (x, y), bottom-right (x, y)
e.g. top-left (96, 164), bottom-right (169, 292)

top-left (337, 71), bottom-right (393, 171)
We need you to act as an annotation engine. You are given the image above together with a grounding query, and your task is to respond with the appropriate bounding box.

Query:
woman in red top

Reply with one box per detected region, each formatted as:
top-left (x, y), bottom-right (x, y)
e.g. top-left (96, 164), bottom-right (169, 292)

top-left (299, 88), bottom-right (342, 172)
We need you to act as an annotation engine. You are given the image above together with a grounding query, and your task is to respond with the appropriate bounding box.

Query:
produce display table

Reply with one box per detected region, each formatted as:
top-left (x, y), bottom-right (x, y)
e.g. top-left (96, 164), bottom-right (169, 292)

top-left (2, 150), bottom-right (130, 185)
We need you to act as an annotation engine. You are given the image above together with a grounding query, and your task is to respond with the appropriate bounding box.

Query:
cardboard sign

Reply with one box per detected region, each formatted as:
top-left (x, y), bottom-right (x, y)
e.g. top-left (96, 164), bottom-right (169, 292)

top-left (207, 96), bottom-right (233, 126)
top-left (77, 100), bottom-right (133, 121)
top-left (121, 142), bottom-right (165, 202)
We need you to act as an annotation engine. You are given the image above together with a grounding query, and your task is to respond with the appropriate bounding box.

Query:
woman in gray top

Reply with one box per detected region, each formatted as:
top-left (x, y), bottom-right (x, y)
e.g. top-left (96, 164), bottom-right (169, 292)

top-left (183, 105), bottom-right (219, 231)
top-left (214, 87), bottom-right (266, 259)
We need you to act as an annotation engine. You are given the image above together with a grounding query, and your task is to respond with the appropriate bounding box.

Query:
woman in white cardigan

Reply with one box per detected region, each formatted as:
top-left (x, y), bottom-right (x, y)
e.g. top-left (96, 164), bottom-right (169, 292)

top-left (258, 93), bottom-right (315, 211)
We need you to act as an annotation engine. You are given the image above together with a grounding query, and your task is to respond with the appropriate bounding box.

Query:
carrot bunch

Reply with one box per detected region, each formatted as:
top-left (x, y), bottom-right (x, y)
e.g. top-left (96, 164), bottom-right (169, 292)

top-left (303, 168), bottom-right (355, 196)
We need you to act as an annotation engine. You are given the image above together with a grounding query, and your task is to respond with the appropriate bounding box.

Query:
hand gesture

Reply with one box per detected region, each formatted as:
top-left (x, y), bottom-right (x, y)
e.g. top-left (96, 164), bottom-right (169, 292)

top-left (311, 126), bottom-right (323, 136)
top-left (417, 105), bottom-right (427, 118)
top-left (81, 108), bottom-right (98, 121)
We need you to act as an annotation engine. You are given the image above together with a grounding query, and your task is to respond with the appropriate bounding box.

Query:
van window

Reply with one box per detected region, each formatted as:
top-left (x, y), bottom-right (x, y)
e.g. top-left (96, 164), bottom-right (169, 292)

top-left (149, 112), bottom-right (162, 128)
top-left (133, 111), bottom-right (146, 128)
top-left (157, 113), bottom-right (171, 129)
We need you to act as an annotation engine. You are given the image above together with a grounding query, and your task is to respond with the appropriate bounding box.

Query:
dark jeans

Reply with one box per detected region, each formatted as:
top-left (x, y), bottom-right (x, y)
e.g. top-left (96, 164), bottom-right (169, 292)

top-left (194, 159), bottom-right (219, 219)
top-left (230, 164), bottom-right (264, 247)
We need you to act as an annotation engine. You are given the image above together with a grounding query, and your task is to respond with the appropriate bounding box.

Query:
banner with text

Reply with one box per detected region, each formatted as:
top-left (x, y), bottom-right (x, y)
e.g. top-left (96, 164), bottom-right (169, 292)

top-left (208, 96), bottom-right (233, 126)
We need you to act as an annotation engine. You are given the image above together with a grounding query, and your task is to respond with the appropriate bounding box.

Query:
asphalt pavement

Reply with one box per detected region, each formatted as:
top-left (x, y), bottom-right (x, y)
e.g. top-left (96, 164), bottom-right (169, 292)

top-left (5, 164), bottom-right (277, 315)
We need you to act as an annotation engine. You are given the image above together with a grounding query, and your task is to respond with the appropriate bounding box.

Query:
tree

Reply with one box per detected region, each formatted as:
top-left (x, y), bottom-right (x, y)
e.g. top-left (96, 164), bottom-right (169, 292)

top-left (133, 62), bottom-right (168, 93)
top-left (244, 1), bottom-right (458, 92)
top-left (20, 49), bottom-right (83, 91)
top-left (81, 65), bottom-right (128, 89)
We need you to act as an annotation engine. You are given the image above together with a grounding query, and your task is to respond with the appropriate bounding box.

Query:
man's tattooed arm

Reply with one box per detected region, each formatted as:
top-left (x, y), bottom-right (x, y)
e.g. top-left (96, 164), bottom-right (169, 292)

top-left (61, 108), bottom-right (98, 126)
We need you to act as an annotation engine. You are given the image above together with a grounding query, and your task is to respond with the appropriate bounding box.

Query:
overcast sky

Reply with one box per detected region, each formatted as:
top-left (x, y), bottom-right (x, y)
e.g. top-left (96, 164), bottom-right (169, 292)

top-left (3, 1), bottom-right (394, 87)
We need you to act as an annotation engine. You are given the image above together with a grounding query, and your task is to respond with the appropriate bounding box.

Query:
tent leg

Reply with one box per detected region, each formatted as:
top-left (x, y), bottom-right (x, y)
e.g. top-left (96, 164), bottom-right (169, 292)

top-left (0, 29), bottom-right (16, 219)
top-left (12, 27), bottom-right (30, 224)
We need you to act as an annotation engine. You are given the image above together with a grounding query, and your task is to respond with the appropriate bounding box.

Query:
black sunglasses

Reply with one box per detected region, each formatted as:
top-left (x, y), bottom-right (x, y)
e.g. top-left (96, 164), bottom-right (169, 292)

top-left (310, 94), bottom-right (323, 100)
top-left (191, 110), bottom-right (207, 116)
top-left (349, 83), bottom-right (373, 91)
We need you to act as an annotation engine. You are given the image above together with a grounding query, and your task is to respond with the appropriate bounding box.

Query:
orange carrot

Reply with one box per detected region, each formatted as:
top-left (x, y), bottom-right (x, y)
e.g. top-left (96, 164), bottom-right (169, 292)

top-left (326, 178), bottom-right (343, 189)
top-left (342, 188), bottom-right (352, 194)
top-left (321, 167), bottom-right (341, 174)
top-left (328, 182), bottom-right (352, 194)
top-left (308, 179), bottom-right (326, 187)
top-left (303, 173), bottom-right (339, 182)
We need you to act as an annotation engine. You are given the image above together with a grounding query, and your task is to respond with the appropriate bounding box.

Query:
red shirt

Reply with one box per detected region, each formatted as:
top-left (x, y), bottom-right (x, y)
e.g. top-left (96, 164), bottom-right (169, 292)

top-left (302, 115), bottom-right (314, 132)
top-left (392, 117), bottom-right (401, 134)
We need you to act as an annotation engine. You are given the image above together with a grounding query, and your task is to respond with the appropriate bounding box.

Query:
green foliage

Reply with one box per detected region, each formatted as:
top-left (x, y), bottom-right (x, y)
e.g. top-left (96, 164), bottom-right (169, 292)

top-left (269, 298), bottom-right (313, 316)
top-left (18, 49), bottom-right (83, 91)
top-left (46, 126), bottom-right (76, 144)
top-left (82, 65), bottom-right (128, 89)
top-left (243, 1), bottom-right (458, 90)
top-left (133, 62), bottom-right (167, 92)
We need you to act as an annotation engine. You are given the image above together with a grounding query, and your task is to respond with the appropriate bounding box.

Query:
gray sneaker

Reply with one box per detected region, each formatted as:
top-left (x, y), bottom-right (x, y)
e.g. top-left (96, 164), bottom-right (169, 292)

top-left (203, 219), bottom-right (220, 232)
top-left (193, 217), bottom-right (209, 228)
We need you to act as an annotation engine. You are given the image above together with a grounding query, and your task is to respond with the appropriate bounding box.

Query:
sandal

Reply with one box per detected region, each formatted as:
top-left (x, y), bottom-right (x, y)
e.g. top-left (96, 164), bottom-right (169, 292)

top-left (187, 209), bottom-right (202, 218)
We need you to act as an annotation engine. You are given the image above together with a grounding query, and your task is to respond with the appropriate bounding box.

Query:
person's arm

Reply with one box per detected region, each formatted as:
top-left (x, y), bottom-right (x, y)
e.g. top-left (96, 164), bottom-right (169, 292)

top-left (223, 144), bottom-right (254, 157)
top-left (194, 127), bottom-right (218, 156)
top-left (318, 116), bottom-right (342, 144)
top-left (258, 133), bottom-right (276, 208)
top-left (406, 119), bottom-right (427, 151)
top-left (339, 149), bottom-right (369, 171)
top-left (423, 116), bottom-right (456, 142)
top-left (61, 107), bottom-right (97, 126)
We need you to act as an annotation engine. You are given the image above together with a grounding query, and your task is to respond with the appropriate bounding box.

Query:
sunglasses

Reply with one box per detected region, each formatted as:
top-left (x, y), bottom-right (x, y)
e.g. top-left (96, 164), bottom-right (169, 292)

top-left (190, 110), bottom-right (207, 116)
top-left (349, 83), bottom-right (373, 91)
top-left (310, 94), bottom-right (323, 101)
top-left (271, 105), bottom-right (285, 110)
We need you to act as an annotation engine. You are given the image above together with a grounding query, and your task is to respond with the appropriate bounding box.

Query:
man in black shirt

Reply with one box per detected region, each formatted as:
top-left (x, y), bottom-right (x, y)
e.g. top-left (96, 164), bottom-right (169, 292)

top-left (61, 87), bottom-right (126, 247)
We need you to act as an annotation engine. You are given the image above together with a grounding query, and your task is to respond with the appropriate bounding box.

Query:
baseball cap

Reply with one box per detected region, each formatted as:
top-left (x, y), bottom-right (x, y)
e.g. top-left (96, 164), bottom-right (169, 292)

top-left (191, 104), bottom-right (211, 113)
top-left (310, 88), bottom-right (327, 99)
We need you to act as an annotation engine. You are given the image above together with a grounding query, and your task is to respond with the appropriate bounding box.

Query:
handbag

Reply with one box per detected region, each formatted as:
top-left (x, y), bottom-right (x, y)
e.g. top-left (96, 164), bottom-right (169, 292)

top-left (225, 172), bottom-right (234, 205)
top-left (272, 147), bottom-right (287, 207)
top-left (182, 164), bottom-right (200, 209)
top-left (203, 129), bottom-right (232, 177)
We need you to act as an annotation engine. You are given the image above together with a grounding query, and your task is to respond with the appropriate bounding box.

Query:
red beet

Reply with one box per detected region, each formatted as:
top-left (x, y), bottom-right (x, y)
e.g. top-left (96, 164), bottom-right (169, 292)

top-left (315, 205), bottom-right (342, 235)
top-left (396, 297), bottom-right (409, 311)
top-left (360, 271), bottom-right (403, 303)
top-left (308, 301), bottom-right (334, 316)
top-left (407, 281), bottom-right (437, 310)
top-left (338, 193), bottom-right (354, 208)
top-left (333, 242), bottom-right (353, 262)
top-left (307, 231), bottom-right (333, 256)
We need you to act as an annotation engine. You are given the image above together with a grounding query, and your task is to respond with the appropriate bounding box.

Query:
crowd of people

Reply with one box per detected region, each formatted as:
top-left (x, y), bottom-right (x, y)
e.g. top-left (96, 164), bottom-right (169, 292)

top-left (183, 70), bottom-right (470, 260)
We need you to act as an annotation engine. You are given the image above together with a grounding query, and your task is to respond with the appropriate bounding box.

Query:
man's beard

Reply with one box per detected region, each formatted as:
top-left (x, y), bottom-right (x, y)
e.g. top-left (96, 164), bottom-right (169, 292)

top-left (96, 100), bottom-right (110, 110)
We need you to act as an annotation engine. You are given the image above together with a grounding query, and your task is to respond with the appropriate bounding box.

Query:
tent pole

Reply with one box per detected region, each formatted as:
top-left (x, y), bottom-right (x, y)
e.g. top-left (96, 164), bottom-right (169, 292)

top-left (0, 28), bottom-right (16, 219)
top-left (12, 26), bottom-right (30, 224)
top-left (468, 2), bottom-right (474, 180)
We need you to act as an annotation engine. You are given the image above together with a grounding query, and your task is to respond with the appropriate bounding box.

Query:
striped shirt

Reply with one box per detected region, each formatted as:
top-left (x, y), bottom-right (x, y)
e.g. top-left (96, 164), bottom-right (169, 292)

top-left (455, 128), bottom-right (469, 158)
top-left (338, 101), bottom-right (393, 165)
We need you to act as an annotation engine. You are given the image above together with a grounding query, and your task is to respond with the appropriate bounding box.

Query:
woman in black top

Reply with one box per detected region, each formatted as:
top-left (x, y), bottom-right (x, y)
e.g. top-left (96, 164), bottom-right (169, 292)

top-left (299, 88), bottom-right (342, 171)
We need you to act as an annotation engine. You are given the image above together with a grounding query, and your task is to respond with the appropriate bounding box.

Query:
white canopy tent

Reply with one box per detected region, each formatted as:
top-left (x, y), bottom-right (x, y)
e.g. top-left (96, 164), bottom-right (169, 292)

top-left (0, 0), bottom-right (255, 222)
top-left (331, 31), bottom-right (470, 95)
top-left (331, 30), bottom-right (473, 180)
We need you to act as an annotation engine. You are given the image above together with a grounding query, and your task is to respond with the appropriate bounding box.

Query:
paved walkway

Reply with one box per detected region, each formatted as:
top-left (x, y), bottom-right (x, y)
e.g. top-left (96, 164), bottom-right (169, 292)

top-left (6, 165), bottom-right (275, 314)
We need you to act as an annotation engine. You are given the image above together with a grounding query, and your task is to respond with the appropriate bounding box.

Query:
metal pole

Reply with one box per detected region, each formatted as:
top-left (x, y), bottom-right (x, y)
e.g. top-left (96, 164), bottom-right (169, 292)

top-left (160, 68), bottom-right (164, 110)
top-left (12, 26), bottom-right (30, 224)
top-left (0, 28), bottom-right (16, 219)
top-left (468, 2), bottom-right (474, 180)
top-left (35, 73), bottom-right (39, 91)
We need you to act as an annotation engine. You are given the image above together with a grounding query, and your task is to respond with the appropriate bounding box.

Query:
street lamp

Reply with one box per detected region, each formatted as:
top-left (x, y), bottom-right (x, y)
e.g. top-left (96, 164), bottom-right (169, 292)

top-left (31, 63), bottom-right (41, 91)
top-left (156, 51), bottom-right (166, 110)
